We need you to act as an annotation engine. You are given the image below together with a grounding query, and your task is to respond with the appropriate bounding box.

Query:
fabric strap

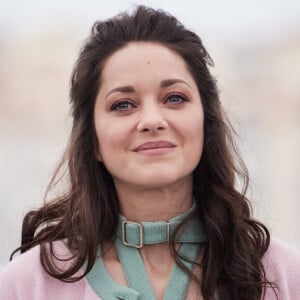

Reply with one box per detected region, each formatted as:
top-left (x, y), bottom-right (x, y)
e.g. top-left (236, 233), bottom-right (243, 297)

top-left (114, 203), bottom-right (207, 299)
top-left (115, 232), bottom-right (200, 300)
top-left (117, 203), bottom-right (207, 248)
top-left (85, 203), bottom-right (222, 299)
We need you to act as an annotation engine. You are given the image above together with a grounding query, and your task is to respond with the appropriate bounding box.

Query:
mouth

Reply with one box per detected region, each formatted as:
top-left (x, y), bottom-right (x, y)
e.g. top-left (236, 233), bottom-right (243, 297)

top-left (133, 141), bottom-right (176, 155)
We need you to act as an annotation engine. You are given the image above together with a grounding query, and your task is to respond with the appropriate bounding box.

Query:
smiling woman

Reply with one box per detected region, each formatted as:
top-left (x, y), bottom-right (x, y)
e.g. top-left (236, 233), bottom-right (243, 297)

top-left (1, 5), bottom-right (300, 300)
top-left (94, 42), bottom-right (204, 193)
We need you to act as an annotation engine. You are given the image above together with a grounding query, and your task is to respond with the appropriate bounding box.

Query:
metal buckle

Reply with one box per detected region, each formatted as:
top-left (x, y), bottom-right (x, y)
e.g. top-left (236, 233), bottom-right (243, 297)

top-left (122, 220), bottom-right (144, 248)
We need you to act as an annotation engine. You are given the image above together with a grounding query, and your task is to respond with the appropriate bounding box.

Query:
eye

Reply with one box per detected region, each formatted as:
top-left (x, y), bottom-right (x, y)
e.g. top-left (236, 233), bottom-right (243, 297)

top-left (110, 100), bottom-right (135, 111)
top-left (165, 93), bottom-right (187, 104)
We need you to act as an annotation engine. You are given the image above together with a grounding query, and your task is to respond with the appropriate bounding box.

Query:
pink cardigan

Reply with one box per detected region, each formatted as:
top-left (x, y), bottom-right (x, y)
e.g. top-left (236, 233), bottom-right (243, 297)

top-left (1, 239), bottom-right (299, 299)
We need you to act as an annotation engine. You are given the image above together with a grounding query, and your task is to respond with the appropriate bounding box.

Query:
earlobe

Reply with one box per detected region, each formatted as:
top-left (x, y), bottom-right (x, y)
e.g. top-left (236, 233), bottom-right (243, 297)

top-left (93, 140), bottom-right (102, 161)
top-left (96, 151), bottom-right (102, 162)
top-left (94, 145), bottom-right (102, 161)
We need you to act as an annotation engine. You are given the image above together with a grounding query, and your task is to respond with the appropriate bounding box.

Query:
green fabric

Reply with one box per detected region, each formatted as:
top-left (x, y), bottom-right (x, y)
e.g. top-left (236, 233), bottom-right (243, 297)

top-left (115, 238), bottom-right (200, 300)
top-left (117, 218), bottom-right (207, 246)
top-left (85, 205), bottom-right (221, 299)
top-left (115, 237), bottom-right (157, 299)
top-left (163, 243), bottom-right (200, 300)
top-left (86, 250), bottom-right (140, 300)
top-left (117, 203), bottom-right (207, 246)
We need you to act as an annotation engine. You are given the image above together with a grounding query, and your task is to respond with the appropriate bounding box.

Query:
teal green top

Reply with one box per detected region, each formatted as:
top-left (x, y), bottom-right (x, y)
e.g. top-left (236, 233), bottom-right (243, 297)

top-left (86, 206), bottom-right (220, 299)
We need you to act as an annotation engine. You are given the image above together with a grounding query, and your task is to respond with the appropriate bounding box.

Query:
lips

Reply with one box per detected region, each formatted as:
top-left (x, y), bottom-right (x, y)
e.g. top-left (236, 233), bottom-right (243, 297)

top-left (133, 141), bottom-right (176, 152)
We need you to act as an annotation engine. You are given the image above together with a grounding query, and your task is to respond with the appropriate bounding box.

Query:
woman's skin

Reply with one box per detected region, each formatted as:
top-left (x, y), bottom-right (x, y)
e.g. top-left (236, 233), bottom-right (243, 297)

top-left (94, 42), bottom-right (204, 299)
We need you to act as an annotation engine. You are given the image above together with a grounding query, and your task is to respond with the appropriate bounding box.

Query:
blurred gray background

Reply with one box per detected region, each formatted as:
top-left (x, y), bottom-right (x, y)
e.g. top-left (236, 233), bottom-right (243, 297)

top-left (1, 0), bottom-right (299, 269)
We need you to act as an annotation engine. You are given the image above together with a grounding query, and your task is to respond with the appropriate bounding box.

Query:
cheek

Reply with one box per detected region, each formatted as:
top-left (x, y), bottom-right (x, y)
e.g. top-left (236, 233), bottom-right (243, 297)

top-left (97, 130), bottom-right (115, 155)
top-left (183, 109), bottom-right (204, 138)
top-left (191, 124), bottom-right (204, 153)
top-left (95, 121), bottom-right (128, 159)
top-left (183, 113), bottom-right (204, 156)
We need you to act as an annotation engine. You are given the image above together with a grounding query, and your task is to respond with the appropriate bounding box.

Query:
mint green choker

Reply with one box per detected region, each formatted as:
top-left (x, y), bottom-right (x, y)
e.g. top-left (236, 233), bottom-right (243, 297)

top-left (85, 204), bottom-right (221, 300)
top-left (116, 203), bottom-right (207, 248)
top-left (112, 204), bottom-right (208, 299)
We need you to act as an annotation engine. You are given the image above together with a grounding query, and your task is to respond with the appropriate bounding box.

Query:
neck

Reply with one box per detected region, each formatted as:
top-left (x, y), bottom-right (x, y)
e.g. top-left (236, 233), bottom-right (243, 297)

top-left (114, 178), bottom-right (193, 222)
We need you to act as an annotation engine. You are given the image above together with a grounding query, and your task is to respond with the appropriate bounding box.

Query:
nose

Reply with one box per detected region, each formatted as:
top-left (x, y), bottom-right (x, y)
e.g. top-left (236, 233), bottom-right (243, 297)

top-left (136, 102), bottom-right (168, 133)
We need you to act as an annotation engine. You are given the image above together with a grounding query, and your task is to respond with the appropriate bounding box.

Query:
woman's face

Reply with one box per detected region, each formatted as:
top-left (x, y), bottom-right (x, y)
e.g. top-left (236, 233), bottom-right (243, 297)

top-left (94, 42), bottom-right (204, 191)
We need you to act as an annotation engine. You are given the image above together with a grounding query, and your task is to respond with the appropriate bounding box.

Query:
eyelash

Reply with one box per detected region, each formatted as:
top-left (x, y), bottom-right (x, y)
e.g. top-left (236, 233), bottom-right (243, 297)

top-left (164, 93), bottom-right (187, 104)
top-left (110, 100), bottom-right (136, 111)
top-left (110, 93), bottom-right (188, 112)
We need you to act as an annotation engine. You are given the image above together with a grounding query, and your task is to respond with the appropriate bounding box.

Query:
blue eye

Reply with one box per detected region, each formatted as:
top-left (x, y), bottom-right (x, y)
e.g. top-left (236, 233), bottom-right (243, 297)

top-left (111, 100), bottom-right (135, 111)
top-left (165, 94), bottom-right (186, 104)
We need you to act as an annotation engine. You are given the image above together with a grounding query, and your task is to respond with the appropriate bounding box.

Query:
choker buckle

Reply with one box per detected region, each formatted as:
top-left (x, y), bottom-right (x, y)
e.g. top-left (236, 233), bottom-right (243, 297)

top-left (122, 220), bottom-right (144, 248)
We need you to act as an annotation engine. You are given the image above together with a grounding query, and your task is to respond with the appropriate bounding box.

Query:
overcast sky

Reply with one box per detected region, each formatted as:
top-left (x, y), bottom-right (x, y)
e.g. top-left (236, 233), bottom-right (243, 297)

top-left (1, 0), bottom-right (300, 44)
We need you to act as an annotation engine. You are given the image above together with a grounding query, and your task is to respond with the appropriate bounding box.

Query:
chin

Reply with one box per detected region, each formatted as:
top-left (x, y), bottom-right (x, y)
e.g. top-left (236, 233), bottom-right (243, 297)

top-left (130, 173), bottom-right (193, 190)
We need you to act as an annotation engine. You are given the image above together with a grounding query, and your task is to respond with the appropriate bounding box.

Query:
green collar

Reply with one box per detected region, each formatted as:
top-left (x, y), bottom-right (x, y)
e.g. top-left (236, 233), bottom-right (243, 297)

top-left (85, 204), bottom-right (221, 300)
top-left (116, 203), bottom-right (207, 248)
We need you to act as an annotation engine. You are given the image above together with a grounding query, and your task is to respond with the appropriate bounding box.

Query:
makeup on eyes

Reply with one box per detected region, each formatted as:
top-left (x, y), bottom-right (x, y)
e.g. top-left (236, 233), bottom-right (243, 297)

top-left (109, 92), bottom-right (189, 113)
top-left (110, 100), bottom-right (136, 111)
top-left (163, 93), bottom-right (188, 104)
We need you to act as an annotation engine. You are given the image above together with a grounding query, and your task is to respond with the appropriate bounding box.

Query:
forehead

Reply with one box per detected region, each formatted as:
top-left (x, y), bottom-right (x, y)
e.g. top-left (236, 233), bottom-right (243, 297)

top-left (100, 42), bottom-right (196, 87)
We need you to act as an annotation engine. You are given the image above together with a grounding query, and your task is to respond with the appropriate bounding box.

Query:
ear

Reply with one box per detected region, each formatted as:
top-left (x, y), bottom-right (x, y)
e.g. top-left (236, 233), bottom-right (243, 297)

top-left (96, 151), bottom-right (102, 162)
top-left (93, 137), bottom-right (102, 161)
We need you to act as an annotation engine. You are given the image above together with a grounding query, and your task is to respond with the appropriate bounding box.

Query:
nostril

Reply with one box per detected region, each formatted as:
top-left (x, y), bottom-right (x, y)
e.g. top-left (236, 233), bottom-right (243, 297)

top-left (142, 127), bottom-right (150, 132)
top-left (137, 118), bottom-right (168, 133)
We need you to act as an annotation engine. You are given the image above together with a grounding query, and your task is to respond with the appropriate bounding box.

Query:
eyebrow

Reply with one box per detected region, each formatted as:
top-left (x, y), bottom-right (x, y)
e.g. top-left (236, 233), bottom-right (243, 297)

top-left (104, 78), bottom-right (191, 99)
top-left (105, 86), bottom-right (135, 99)
top-left (160, 78), bottom-right (191, 89)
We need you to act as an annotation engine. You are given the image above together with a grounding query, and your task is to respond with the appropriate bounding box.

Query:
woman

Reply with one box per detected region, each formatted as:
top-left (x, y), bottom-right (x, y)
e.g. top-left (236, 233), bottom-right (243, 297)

top-left (1, 5), bottom-right (299, 300)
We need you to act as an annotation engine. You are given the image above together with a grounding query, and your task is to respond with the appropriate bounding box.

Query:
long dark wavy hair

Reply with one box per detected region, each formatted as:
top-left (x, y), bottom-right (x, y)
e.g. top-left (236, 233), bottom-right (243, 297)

top-left (11, 5), bottom-right (276, 300)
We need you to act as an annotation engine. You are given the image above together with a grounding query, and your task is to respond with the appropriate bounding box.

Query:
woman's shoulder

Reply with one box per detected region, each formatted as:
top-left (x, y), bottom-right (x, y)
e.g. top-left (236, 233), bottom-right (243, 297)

top-left (0, 241), bottom-right (100, 300)
top-left (262, 238), bottom-right (300, 299)
top-left (263, 238), bottom-right (300, 268)
top-left (0, 240), bottom-right (70, 280)
top-left (1, 243), bottom-right (42, 282)
top-left (0, 244), bottom-right (44, 299)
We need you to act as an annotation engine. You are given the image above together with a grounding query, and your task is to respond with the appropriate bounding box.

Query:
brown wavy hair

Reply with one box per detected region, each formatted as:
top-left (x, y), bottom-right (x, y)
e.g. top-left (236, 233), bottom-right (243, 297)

top-left (12, 5), bottom-right (276, 299)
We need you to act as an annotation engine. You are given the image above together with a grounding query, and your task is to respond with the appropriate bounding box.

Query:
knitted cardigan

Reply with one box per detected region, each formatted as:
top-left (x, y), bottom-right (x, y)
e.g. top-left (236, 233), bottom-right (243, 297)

top-left (0, 239), bottom-right (299, 299)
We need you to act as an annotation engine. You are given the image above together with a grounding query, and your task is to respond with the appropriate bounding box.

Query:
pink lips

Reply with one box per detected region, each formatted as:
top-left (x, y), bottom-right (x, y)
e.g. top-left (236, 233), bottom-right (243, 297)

top-left (133, 141), bottom-right (176, 155)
